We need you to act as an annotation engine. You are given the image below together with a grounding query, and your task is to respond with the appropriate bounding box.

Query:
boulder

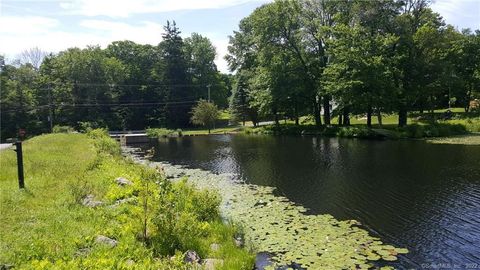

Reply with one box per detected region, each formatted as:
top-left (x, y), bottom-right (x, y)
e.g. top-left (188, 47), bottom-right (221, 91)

top-left (82, 195), bottom-right (104, 207)
top-left (203, 259), bottom-right (224, 270)
top-left (115, 177), bottom-right (133, 186)
top-left (95, 235), bottom-right (118, 247)
top-left (183, 250), bottom-right (201, 264)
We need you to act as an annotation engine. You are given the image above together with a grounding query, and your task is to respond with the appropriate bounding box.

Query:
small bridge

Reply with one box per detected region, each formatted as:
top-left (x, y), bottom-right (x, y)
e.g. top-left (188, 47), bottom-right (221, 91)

top-left (109, 130), bottom-right (150, 144)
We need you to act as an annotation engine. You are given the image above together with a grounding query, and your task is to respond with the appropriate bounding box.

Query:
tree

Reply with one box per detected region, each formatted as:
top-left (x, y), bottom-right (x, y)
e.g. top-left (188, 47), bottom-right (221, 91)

top-left (159, 21), bottom-right (193, 128)
top-left (190, 100), bottom-right (220, 133)
top-left (184, 33), bottom-right (229, 108)
top-left (20, 47), bottom-right (48, 70)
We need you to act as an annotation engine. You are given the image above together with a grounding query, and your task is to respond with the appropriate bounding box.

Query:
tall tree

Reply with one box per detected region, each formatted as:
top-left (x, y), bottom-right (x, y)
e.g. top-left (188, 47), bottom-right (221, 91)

top-left (159, 21), bottom-right (193, 128)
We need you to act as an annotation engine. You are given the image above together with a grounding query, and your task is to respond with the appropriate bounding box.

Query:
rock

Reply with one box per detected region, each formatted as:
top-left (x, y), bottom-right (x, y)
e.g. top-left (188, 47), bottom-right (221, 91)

top-left (95, 235), bottom-right (118, 247)
top-left (74, 248), bottom-right (91, 257)
top-left (125, 259), bottom-right (135, 266)
top-left (82, 195), bottom-right (104, 207)
top-left (183, 250), bottom-right (201, 264)
top-left (234, 237), bottom-right (244, 248)
top-left (115, 177), bottom-right (133, 186)
top-left (210, 243), bottom-right (220, 252)
top-left (114, 197), bottom-right (136, 206)
top-left (203, 259), bottom-right (224, 270)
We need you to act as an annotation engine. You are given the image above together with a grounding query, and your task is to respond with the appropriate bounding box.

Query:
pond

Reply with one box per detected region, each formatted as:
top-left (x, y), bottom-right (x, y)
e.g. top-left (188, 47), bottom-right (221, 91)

top-left (141, 134), bottom-right (480, 268)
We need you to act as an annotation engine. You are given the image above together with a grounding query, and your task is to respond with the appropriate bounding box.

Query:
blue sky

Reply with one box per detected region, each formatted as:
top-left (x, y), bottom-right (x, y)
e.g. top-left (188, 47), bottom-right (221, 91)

top-left (0, 0), bottom-right (479, 73)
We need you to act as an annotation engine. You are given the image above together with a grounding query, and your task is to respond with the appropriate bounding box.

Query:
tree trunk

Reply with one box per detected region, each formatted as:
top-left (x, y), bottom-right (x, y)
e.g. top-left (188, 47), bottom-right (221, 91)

top-left (313, 98), bottom-right (322, 126)
top-left (377, 109), bottom-right (382, 127)
top-left (322, 95), bottom-right (331, 125)
top-left (366, 105), bottom-right (372, 128)
top-left (274, 111), bottom-right (279, 126)
top-left (338, 114), bottom-right (343, 125)
top-left (343, 107), bottom-right (350, 126)
top-left (398, 107), bottom-right (407, 127)
top-left (294, 97), bottom-right (299, 125)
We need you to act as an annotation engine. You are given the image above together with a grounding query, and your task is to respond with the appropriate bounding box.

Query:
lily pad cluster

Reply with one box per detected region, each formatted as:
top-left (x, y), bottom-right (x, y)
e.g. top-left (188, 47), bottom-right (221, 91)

top-left (132, 153), bottom-right (408, 269)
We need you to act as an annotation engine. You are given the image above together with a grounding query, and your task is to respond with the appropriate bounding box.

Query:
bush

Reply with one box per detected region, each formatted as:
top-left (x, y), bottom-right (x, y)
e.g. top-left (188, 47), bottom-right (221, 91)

top-left (77, 121), bottom-right (103, 133)
top-left (152, 179), bottom-right (221, 255)
top-left (146, 128), bottom-right (181, 138)
top-left (336, 126), bottom-right (379, 138)
top-left (52, 125), bottom-right (75, 133)
top-left (397, 123), bottom-right (467, 138)
top-left (86, 128), bottom-right (120, 156)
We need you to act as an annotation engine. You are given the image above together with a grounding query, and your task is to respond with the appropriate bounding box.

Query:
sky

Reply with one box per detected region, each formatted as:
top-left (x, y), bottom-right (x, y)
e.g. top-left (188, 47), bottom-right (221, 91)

top-left (0, 0), bottom-right (479, 73)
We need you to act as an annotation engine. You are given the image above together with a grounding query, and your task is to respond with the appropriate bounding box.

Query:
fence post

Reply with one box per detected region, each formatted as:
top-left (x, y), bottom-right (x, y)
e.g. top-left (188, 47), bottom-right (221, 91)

top-left (14, 141), bottom-right (25, 189)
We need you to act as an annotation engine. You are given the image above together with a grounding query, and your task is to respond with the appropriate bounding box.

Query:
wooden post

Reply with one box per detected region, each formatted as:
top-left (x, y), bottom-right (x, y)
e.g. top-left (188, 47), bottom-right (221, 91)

top-left (14, 141), bottom-right (25, 189)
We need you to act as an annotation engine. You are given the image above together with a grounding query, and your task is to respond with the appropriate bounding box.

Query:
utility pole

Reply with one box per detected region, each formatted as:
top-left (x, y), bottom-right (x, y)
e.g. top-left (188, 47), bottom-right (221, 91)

top-left (207, 84), bottom-right (211, 103)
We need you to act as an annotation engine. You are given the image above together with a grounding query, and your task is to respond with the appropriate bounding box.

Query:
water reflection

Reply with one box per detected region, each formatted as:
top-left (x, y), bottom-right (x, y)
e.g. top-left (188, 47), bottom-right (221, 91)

top-left (145, 135), bottom-right (480, 267)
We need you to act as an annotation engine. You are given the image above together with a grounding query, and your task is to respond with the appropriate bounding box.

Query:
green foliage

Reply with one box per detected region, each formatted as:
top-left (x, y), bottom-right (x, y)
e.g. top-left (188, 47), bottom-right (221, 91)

top-left (152, 179), bottom-right (221, 255)
top-left (145, 128), bottom-right (181, 138)
top-left (190, 100), bottom-right (220, 132)
top-left (86, 128), bottom-right (121, 156)
top-left (52, 125), bottom-right (75, 133)
top-left (226, 0), bottom-right (480, 128)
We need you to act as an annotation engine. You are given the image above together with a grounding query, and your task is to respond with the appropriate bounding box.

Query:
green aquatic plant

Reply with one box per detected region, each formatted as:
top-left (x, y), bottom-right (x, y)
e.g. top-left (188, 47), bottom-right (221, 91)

top-left (156, 163), bottom-right (409, 269)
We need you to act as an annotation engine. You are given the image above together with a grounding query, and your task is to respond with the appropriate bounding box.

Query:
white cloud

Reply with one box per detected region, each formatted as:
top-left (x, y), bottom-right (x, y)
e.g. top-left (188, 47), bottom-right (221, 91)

top-left (0, 16), bottom-right (59, 34)
top-left (431, 0), bottom-right (480, 30)
top-left (60, 0), bottom-right (262, 18)
top-left (0, 16), bottom-right (163, 60)
top-left (79, 20), bottom-right (164, 45)
top-left (0, 15), bottom-right (234, 72)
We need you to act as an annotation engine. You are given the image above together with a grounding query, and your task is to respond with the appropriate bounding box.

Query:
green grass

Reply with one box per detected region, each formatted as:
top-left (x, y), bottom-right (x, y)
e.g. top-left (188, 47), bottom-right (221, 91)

top-left (0, 132), bottom-right (253, 269)
top-left (427, 134), bottom-right (480, 145)
top-left (182, 126), bottom-right (242, 136)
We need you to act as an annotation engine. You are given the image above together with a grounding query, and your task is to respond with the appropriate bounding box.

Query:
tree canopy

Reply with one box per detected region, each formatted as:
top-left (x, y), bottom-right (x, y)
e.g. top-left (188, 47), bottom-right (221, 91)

top-left (226, 0), bottom-right (480, 127)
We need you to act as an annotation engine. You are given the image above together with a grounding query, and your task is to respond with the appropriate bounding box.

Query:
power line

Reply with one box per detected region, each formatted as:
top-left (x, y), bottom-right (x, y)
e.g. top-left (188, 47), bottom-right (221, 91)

top-left (1, 100), bottom-right (199, 113)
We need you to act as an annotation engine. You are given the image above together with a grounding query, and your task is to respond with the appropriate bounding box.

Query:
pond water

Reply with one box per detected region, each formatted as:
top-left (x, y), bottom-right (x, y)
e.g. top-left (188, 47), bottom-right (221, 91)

top-left (141, 134), bottom-right (480, 268)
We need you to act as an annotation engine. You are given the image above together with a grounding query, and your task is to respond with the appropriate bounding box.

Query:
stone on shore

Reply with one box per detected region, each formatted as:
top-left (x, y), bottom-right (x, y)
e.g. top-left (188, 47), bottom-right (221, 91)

top-left (82, 194), bottom-right (104, 207)
top-left (115, 177), bottom-right (133, 186)
top-left (95, 235), bottom-right (118, 247)
top-left (183, 250), bottom-right (201, 264)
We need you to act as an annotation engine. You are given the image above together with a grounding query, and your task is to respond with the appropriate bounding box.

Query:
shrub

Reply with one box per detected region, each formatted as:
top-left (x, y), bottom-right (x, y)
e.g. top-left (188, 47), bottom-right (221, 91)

top-left (146, 128), bottom-right (180, 138)
top-left (86, 128), bottom-right (120, 156)
top-left (77, 121), bottom-right (103, 133)
top-left (152, 179), bottom-right (222, 255)
top-left (52, 125), bottom-right (75, 133)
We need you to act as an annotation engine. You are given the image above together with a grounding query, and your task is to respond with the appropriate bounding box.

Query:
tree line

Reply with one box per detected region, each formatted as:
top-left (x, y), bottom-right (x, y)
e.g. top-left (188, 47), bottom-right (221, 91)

top-left (1, 21), bottom-right (231, 140)
top-left (227, 0), bottom-right (480, 127)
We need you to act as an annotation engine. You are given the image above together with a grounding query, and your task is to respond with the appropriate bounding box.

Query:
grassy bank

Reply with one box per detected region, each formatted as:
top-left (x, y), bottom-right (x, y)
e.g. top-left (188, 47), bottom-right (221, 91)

top-left (0, 131), bottom-right (253, 269)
